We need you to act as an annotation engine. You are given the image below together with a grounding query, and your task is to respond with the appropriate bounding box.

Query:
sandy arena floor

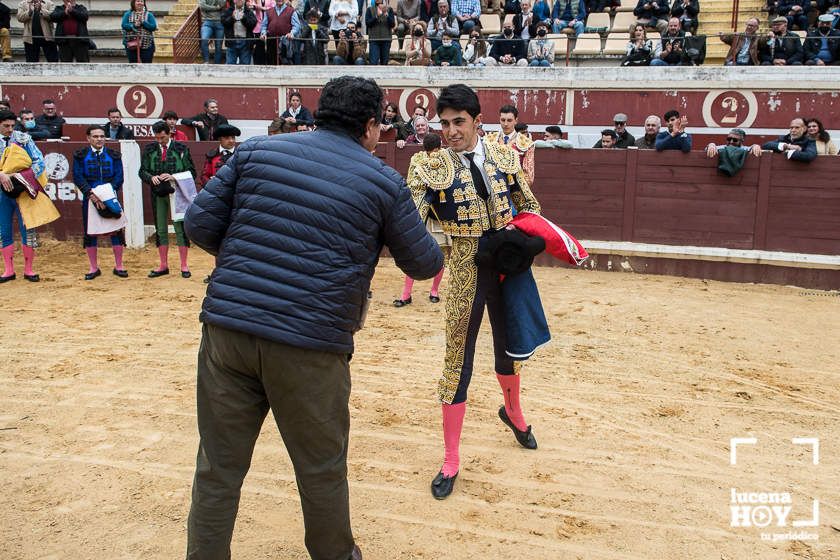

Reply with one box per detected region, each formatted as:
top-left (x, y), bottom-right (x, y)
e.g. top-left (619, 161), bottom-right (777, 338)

top-left (1, 240), bottom-right (839, 560)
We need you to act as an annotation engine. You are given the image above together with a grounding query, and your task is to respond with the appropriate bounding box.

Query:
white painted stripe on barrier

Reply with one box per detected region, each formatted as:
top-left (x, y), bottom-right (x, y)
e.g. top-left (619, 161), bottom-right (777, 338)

top-left (580, 241), bottom-right (840, 269)
top-left (120, 140), bottom-right (145, 249)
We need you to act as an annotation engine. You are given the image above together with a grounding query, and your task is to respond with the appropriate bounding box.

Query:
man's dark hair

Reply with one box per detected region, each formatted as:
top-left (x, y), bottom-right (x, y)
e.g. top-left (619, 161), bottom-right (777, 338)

top-left (436, 84), bottom-right (481, 119)
top-left (151, 120), bottom-right (170, 135)
top-left (601, 129), bottom-right (618, 139)
top-left (499, 104), bottom-right (519, 118)
top-left (664, 109), bottom-right (680, 121)
top-left (514, 122), bottom-right (527, 133)
top-left (314, 76), bottom-right (383, 138)
top-left (107, 107), bottom-right (121, 115)
top-left (86, 124), bottom-right (106, 135)
top-left (42, 99), bottom-right (55, 105)
top-left (413, 105), bottom-right (428, 116)
top-left (305, 8), bottom-right (320, 19)
top-left (545, 125), bottom-right (563, 135)
top-left (0, 109), bottom-right (16, 123)
top-left (204, 98), bottom-right (218, 109)
top-left (442, 31), bottom-right (455, 39)
top-left (163, 110), bottom-right (179, 120)
top-left (0, 100), bottom-right (12, 111)
top-left (18, 109), bottom-right (33, 118)
top-left (423, 132), bottom-right (442, 152)
top-left (289, 91), bottom-right (302, 102)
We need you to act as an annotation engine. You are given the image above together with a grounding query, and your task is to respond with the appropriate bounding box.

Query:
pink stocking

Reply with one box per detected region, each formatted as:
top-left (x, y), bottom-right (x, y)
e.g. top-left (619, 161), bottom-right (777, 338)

top-left (156, 245), bottom-right (169, 272)
top-left (496, 373), bottom-right (527, 431)
top-left (441, 402), bottom-right (466, 477)
top-left (112, 245), bottom-right (124, 271)
top-left (430, 267), bottom-right (445, 297)
top-left (21, 245), bottom-right (35, 276)
top-left (400, 276), bottom-right (414, 301)
top-left (86, 247), bottom-right (98, 273)
top-left (178, 246), bottom-right (189, 272)
top-left (1, 245), bottom-right (14, 277)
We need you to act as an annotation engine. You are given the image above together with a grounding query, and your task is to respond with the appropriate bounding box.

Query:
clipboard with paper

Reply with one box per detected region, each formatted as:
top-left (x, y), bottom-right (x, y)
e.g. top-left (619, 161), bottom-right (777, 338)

top-left (169, 171), bottom-right (197, 222)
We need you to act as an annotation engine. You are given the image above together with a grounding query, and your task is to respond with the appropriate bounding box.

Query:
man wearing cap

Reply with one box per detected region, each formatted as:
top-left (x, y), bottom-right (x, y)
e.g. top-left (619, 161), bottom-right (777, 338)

top-left (593, 113), bottom-right (635, 148)
top-left (804, 14), bottom-right (840, 65)
top-left (485, 104), bottom-right (535, 184)
top-left (201, 124), bottom-right (240, 187)
top-left (760, 16), bottom-right (803, 65)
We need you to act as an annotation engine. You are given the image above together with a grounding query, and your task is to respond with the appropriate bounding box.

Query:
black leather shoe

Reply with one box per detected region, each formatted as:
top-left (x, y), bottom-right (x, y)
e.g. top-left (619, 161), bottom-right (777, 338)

top-left (113, 268), bottom-right (128, 278)
top-left (148, 268), bottom-right (169, 278)
top-left (350, 544), bottom-right (362, 560)
top-left (429, 294), bottom-right (440, 303)
top-left (498, 406), bottom-right (538, 450)
top-left (23, 273), bottom-right (39, 282)
top-left (84, 269), bottom-right (101, 281)
top-left (181, 270), bottom-right (192, 278)
top-left (431, 471), bottom-right (457, 499)
top-left (203, 275), bottom-right (210, 284)
top-left (393, 296), bottom-right (412, 307)
top-left (0, 273), bottom-right (15, 283)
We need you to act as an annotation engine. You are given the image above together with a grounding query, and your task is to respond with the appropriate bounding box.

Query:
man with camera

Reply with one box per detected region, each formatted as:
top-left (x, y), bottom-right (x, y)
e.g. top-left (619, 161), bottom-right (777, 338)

top-left (650, 17), bottom-right (685, 65)
top-left (333, 20), bottom-right (367, 64)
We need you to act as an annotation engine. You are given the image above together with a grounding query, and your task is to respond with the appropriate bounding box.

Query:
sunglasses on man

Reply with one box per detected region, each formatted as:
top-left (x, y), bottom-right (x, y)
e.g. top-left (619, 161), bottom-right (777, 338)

top-left (726, 136), bottom-right (742, 145)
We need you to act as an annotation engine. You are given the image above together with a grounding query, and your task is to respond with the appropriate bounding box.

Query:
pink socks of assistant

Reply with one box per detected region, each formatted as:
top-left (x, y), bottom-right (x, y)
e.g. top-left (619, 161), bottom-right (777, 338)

top-left (430, 267), bottom-right (445, 298)
top-left (496, 373), bottom-right (528, 431)
top-left (21, 245), bottom-right (35, 276)
top-left (440, 402), bottom-right (466, 478)
top-left (1, 245), bottom-right (14, 277)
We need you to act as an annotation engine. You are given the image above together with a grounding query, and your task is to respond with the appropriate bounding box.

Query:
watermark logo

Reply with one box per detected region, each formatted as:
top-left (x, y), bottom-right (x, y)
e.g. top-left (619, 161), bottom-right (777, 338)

top-left (729, 437), bottom-right (819, 542)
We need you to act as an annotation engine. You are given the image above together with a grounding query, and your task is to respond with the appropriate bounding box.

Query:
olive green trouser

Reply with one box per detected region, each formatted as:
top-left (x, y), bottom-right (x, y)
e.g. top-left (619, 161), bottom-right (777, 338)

top-left (186, 324), bottom-right (355, 560)
top-left (153, 193), bottom-right (189, 246)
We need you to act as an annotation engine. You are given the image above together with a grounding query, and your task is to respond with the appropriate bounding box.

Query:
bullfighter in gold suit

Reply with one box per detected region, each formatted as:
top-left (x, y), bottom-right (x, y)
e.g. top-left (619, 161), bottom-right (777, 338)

top-left (484, 104), bottom-right (535, 186)
top-left (407, 85), bottom-right (542, 500)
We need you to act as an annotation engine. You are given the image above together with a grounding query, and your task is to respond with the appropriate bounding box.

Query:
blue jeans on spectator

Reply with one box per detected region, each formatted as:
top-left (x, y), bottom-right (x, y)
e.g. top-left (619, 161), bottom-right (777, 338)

top-left (201, 20), bottom-right (225, 63)
top-left (552, 19), bottom-right (584, 36)
top-left (126, 44), bottom-right (155, 63)
top-left (650, 58), bottom-right (679, 66)
top-left (368, 40), bottom-right (391, 65)
top-left (332, 55), bottom-right (366, 64)
top-left (226, 40), bottom-right (252, 64)
top-left (786, 14), bottom-right (808, 30)
top-left (529, 58), bottom-right (551, 66)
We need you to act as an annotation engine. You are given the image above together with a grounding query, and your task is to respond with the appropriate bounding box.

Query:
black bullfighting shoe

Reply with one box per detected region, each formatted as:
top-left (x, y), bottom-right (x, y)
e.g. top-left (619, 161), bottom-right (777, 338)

top-left (431, 470), bottom-right (458, 500)
top-left (498, 406), bottom-right (538, 450)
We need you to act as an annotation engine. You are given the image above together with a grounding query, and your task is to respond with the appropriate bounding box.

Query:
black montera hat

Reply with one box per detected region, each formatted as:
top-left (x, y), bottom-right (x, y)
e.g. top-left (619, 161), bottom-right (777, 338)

top-left (213, 124), bottom-right (241, 140)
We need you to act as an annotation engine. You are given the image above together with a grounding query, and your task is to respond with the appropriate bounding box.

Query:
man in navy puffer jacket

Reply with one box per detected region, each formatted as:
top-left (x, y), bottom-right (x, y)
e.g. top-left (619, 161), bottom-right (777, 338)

top-left (183, 76), bottom-right (443, 560)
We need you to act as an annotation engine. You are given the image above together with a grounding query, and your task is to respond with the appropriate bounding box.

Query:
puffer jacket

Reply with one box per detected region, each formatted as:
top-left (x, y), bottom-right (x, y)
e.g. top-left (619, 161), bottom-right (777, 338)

top-left (185, 128), bottom-right (444, 354)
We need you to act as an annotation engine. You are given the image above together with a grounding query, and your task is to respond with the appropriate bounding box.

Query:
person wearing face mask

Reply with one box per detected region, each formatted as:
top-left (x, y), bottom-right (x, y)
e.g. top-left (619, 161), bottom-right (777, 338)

top-left (486, 19), bottom-right (528, 65)
top-left (298, 7), bottom-right (329, 64)
top-left (433, 31), bottom-right (461, 64)
top-left (804, 14), bottom-right (840, 65)
top-left (526, 20), bottom-right (553, 66)
top-left (14, 109), bottom-right (50, 141)
top-left (405, 19), bottom-right (431, 65)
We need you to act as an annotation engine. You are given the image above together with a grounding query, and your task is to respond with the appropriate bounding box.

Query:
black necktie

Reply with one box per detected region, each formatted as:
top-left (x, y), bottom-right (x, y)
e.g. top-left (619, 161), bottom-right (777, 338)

top-left (463, 152), bottom-right (489, 200)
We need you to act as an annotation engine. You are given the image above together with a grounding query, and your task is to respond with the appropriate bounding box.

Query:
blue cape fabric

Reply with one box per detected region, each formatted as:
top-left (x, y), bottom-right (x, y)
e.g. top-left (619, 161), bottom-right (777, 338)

top-left (502, 268), bottom-right (550, 359)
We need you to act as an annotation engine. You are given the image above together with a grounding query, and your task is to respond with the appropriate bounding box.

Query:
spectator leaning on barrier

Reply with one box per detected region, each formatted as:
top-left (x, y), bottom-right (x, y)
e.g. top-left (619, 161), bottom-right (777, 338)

top-left (298, 8), bottom-right (329, 64)
top-left (804, 14), bottom-right (840, 65)
top-left (651, 17), bottom-right (685, 65)
top-left (36, 99), bottom-right (64, 139)
top-left (705, 128), bottom-right (762, 158)
top-left (381, 101), bottom-right (407, 139)
top-left (452, 0), bottom-right (481, 35)
top-left (366, 0), bottom-right (396, 65)
top-left (163, 110), bottom-right (189, 141)
top-left (15, 109), bottom-right (50, 140)
top-left (597, 129), bottom-right (618, 148)
top-left (623, 22), bottom-right (659, 65)
top-left (261, 0), bottom-right (302, 64)
top-left (527, 20), bottom-right (554, 66)
top-left (488, 18), bottom-right (529, 65)
top-left (594, 112), bottom-right (635, 148)
top-left (103, 108), bottom-right (135, 140)
top-left (50, 0), bottom-right (90, 62)
top-left (721, 17), bottom-right (760, 65)
top-left (634, 114), bottom-right (660, 149)
top-left (534, 125), bottom-right (573, 148)
top-left (552, 0), bottom-right (586, 36)
top-left (222, 0), bottom-right (257, 65)
top-left (656, 109), bottom-right (691, 152)
top-left (633, 0), bottom-right (668, 35)
top-left (669, 0), bottom-right (697, 34)
top-left (199, 0), bottom-right (226, 63)
top-left (18, 0), bottom-right (58, 62)
top-left (762, 117), bottom-right (817, 162)
top-left (0, 0), bottom-right (12, 61)
top-left (122, 0), bottom-right (157, 64)
top-left (761, 16), bottom-right (804, 65)
top-left (805, 117), bottom-right (838, 155)
top-left (428, 0), bottom-right (459, 51)
top-left (182, 99), bottom-right (229, 142)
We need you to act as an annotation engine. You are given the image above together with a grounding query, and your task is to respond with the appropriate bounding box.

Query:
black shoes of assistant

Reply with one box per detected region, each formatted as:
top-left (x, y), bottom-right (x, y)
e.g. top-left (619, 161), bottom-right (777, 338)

top-left (498, 406), bottom-right (538, 450)
top-left (431, 471), bottom-right (458, 500)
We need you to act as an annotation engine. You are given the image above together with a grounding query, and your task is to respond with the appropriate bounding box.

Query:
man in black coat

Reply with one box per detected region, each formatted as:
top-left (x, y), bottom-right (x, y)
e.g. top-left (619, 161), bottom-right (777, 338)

top-left (762, 116), bottom-right (817, 162)
top-left (102, 108), bottom-right (135, 140)
top-left (761, 16), bottom-right (804, 65)
top-left (183, 76), bottom-right (443, 560)
top-left (35, 98), bottom-right (65, 139)
top-left (181, 98), bottom-right (229, 141)
top-left (49, 0), bottom-right (89, 62)
top-left (804, 14), bottom-right (840, 65)
top-left (221, 0), bottom-right (257, 64)
top-left (487, 19), bottom-right (528, 65)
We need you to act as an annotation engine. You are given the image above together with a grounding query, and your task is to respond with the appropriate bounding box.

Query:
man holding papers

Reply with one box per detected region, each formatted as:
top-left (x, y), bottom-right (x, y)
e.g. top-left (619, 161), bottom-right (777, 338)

top-left (72, 124), bottom-right (126, 280)
top-left (139, 120), bottom-right (197, 278)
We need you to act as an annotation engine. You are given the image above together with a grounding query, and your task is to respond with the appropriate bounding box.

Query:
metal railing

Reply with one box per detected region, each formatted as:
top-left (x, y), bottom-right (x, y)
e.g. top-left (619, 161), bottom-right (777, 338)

top-left (172, 7), bottom-right (201, 63)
